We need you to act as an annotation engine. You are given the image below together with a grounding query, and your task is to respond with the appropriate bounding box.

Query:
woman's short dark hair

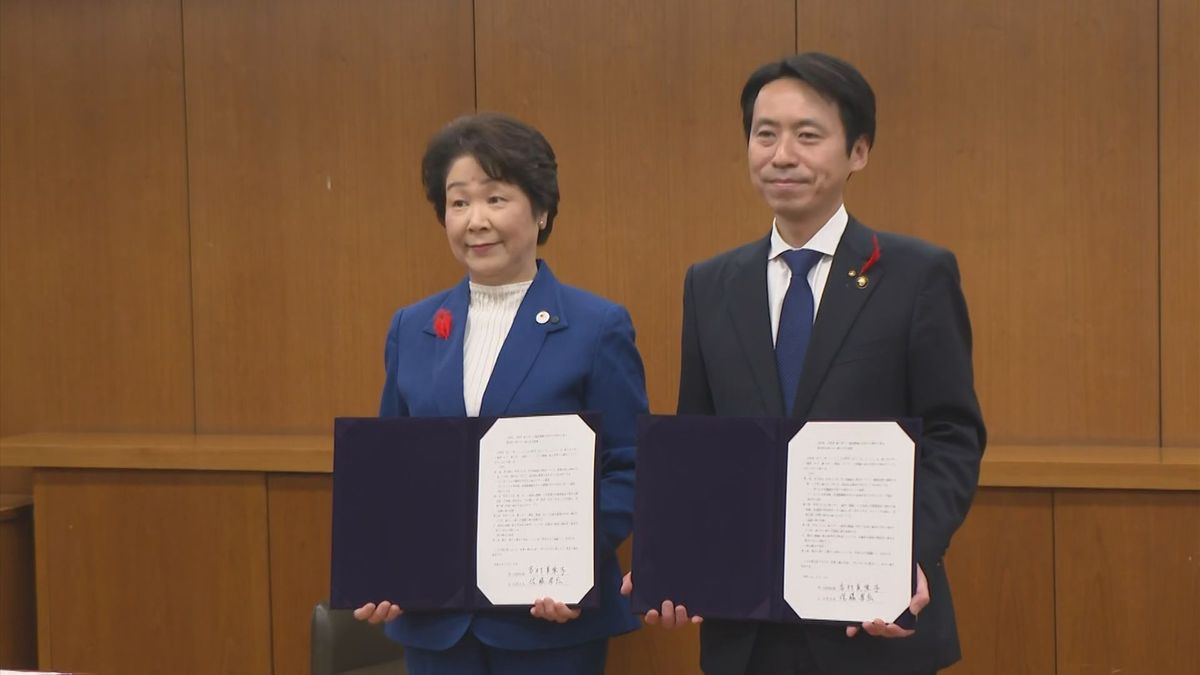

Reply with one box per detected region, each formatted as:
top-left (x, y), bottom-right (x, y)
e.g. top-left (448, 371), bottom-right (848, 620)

top-left (421, 113), bottom-right (559, 245)
top-left (740, 52), bottom-right (876, 155)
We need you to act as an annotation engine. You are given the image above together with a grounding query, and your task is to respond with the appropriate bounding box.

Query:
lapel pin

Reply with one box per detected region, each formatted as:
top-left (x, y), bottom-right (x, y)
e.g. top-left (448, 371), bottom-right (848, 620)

top-left (848, 269), bottom-right (858, 278)
top-left (535, 310), bottom-right (550, 325)
top-left (853, 234), bottom-right (881, 290)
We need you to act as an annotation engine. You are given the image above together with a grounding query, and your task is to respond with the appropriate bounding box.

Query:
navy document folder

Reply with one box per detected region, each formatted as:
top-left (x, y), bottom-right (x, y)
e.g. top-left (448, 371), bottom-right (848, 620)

top-left (331, 414), bottom-right (602, 612)
top-left (631, 415), bottom-right (920, 627)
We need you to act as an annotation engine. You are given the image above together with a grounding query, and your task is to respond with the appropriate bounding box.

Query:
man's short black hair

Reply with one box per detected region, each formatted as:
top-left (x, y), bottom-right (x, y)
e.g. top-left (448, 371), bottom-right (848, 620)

top-left (421, 113), bottom-right (559, 244)
top-left (740, 52), bottom-right (876, 155)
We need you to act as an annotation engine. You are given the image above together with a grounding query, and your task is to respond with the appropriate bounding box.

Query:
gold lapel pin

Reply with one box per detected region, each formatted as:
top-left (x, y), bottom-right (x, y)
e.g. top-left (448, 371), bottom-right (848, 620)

top-left (848, 269), bottom-right (858, 278)
top-left (856, 275), bottom-right (869, 288)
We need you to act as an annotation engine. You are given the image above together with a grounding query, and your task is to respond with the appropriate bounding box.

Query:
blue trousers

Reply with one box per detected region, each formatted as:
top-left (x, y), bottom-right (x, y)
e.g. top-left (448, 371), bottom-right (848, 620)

top-left (403, 632), bottom-right (608, 675)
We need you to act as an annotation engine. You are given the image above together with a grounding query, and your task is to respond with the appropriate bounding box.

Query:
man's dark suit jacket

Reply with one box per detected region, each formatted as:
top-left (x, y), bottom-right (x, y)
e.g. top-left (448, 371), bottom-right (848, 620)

top-left (679, 217), bottom-right (986, 675)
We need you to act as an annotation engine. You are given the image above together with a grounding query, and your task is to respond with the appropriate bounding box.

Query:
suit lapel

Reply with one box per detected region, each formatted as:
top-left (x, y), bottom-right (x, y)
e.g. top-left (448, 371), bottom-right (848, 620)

top-left (792, 217), bottom-right (883, 418)
top-left (426, 278), bottom-right (470, 417)
top-left (479, 261), bottom-right (567, 416)
top-left (726, 237), bottom-right (787, 417)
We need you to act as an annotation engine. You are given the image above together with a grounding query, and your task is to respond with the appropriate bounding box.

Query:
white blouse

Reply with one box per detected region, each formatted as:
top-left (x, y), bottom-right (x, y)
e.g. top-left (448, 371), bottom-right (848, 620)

top-left (462, 279), bottom-right (533, 417)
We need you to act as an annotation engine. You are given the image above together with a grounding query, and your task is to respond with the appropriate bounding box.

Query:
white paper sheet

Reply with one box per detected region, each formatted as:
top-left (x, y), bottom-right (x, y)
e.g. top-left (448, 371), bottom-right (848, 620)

top-left (476, 414), bottom-right (595, 605)
top-left (783, 421), bottom-right (914, 623)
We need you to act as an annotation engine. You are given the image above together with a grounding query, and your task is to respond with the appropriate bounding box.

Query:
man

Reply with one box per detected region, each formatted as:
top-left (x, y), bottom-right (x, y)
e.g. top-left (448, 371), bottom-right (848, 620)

top-left (624, 52), bottom-right (986, 675)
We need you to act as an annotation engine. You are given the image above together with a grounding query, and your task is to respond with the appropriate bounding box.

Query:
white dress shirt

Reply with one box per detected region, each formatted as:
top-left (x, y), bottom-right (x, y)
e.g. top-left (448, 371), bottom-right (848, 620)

top-left (767, 205), bottom-right (848, 345)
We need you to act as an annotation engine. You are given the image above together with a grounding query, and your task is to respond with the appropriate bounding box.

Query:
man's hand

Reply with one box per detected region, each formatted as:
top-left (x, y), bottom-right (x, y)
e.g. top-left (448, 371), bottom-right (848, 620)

top-left (846, 565), bottom-right (929, 638)
top-left (621, 572), bottom-right (703, 627)
top-left (353, 601), bottom-right (403, 624)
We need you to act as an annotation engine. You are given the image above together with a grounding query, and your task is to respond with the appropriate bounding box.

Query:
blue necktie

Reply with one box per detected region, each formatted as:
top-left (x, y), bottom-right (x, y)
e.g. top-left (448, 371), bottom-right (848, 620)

top-left (776, 249), bottom-right (824, 414)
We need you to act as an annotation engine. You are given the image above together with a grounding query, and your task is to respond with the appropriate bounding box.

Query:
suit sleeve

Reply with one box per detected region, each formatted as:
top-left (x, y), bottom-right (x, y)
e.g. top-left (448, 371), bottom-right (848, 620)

top-left (908, 251), bottom-right (987, 565)
top-left (677, 265), bottom-right (716, 415)
top-left (378, 310), bottom-right (410, 418)
top-left (587, 304), bottom-right (648, 559)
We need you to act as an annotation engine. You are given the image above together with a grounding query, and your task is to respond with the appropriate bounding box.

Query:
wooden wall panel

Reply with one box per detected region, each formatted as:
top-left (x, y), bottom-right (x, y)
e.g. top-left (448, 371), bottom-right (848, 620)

top-left (944, 489), bottom-right (1055, 675)
top-left (33, 469), bottom-right (272, 674)
top-left (0, 497), bottom-right (37, 669)
top-left (1161, 0), bottom-right (1200, 448)
top-left (0, 0), bottom-right (195, 491)
top-left (796, 0), bottom-right (1160, 446)
top-left (474, 0), bottom-right (795, 414)
top-left (183, 0), bottom-right (476, 433)
top-left (267, 473), bottom-right (333, 675)
top-left (1054, 491), bottom-right (1200, 675)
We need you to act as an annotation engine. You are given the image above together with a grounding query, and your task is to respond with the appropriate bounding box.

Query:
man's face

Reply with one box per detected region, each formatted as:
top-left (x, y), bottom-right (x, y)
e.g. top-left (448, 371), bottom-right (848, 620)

top-left (747, 78), bottom-right (869, 231)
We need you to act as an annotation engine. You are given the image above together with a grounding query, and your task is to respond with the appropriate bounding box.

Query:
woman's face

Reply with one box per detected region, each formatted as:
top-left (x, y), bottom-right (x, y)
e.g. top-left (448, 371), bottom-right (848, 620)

top-left (443, 155), bottom-right (542, 286)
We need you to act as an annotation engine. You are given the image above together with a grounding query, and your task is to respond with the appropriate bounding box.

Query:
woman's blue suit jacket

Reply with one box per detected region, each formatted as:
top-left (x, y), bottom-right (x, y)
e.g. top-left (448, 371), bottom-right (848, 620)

top-left (378, 261), bottom-right (646, 651)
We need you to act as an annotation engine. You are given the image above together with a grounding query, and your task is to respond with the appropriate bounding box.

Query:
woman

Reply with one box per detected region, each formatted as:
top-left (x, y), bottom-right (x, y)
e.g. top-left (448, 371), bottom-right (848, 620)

top-left (353, 113), bottom-right (646, 674)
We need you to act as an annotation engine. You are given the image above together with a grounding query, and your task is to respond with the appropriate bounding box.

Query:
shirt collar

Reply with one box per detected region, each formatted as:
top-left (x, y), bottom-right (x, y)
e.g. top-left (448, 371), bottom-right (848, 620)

top-left (768, 204), bottom-right (848, 261)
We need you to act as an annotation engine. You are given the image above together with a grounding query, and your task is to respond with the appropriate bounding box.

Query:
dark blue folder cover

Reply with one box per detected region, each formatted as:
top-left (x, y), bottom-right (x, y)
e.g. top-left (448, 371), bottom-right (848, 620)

top-left (631, 415), bottom-right (920, 627)
top-left (330, 414), bottom-right (602, 612)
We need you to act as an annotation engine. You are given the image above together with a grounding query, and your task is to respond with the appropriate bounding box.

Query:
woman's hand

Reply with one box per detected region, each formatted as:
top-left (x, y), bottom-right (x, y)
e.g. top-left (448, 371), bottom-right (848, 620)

top-left (353, 601), bottom-right (403, 624)
top-left (529, 597), bottom-right (582, 623)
